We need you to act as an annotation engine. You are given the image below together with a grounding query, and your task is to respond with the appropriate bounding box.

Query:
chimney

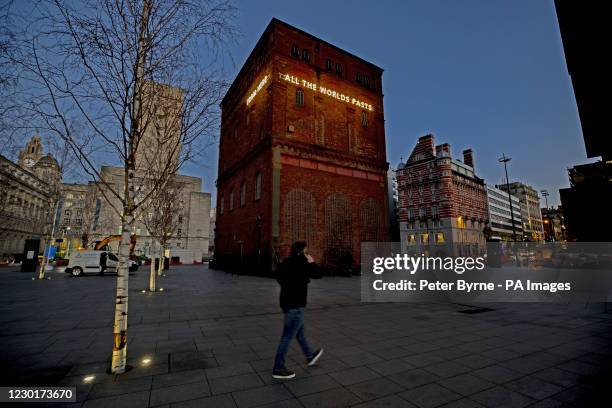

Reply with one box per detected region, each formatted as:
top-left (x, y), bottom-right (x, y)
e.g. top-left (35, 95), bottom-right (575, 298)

top-left (463, 149), bottom-right (474, 168)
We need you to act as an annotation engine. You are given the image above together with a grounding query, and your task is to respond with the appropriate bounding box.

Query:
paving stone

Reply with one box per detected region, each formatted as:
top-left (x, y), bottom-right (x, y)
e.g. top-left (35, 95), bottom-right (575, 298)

top-left (472, 365), bottom-right (524, 384)
top-left (470, 386), bottom-right (535, 408)
top-left (209, 373), bottom-right (264, 394)
top-left (504, 375), bottom-right (563, 400)
top-left (231, 384), bottom-right (293, 408)
top-left (367, 359), bottom-right (414, 376)
top-left (438, 373), bottom-right (496, 396)
top-left (149, 381), bottom-right (210, 406)
top-left (347, 377), bottom-right (403, 401)
top-left (298, 387), bottom-right (361, 408)
top-left (283, 374), bottom-right (340, 396)
top-left (88, 376), bottom-right (152, 399)
top-left (399, 382), bottom-right (462, 408)
top-left (352, 394), bottom-right (417, 408)
top-left (531, 367), bottom-right (582, 388)
top-left (328, 366), bottom-right (381, 386)
top-left (81, 390), bottom-right (150, 408)
top-left (423, 361), bottom-right (471, 378)
top-left (171, 394), bottom-right (237, 408)
top-left (152, 368), bottom-right (206, 389)
top-left (389, 368), bottom-right (439, 389)
top-left (205, 362), bottom-right (254, 380)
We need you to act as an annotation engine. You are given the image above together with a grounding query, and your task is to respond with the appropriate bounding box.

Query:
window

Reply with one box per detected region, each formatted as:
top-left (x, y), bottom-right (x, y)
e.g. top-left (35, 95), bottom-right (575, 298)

top-left (407, 234), bottom-right (416, 245)
top-left (240, 180), bottom-right (246, 207)
top-left (177, 229), bottom-right (182, 236)
top-left (259, 123), bottom-right (264, 139)
top-left (361, 111), bottom-right (368, 127)
top-left (108, 253), bottom-right (119, 262)
top-left (229, 189), bottom-right (234, 211)
top-left (407, 208), bottom-right (414, 219)
top-left (296, 88), bottom-right (304, 106)
top-left (178, 215), bottom-right (183, 223)
top-left (435, 232), bottom-right (445, 244)
top-left (421, 233), bottom-right (430, 244)
top-left (419, 207), bottom-right (427, 218)
top-left (255, 172), bottom-right (262, 200)
top-left (335, 62), bottom-right (342, 76)
top-left (64, 210), bottom-right (71, 217)
top-left (219, 195), bottom-right (224, 214)
top-left (302, 49), bottom-right (310, 62)
top-left (291, 44), bottom-right (299, 58)
top-left (457, 216), bottom-right (465, 228)
top-left (75, 218), bottom-right (82, 225)
top-left (326, 59), bottom-right (332, 71)
top-left (356, 72), bottom-right (362, 83)
top-left (364, 76), bottom-right (371, 89)
top-left (431, 205), bottom-right (438, 217)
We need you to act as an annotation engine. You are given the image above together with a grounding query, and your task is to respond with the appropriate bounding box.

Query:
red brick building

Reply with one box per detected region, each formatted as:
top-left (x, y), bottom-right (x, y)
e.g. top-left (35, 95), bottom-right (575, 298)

top-left (214, 18), bottom-right (389, 272)
top-left (397, 135), bottom-right (489, 256)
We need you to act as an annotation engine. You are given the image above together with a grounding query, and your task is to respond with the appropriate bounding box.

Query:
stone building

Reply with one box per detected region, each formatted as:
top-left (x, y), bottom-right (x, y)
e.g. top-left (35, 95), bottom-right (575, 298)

top-left (52, 169), bottom-right (212, 263)
top-left (498, 182), bottom-right (544, 242)
top-left (0, 136), bottom-right (61, 258)
top-left (214, 18), bottom-right (389, 272)
top-left (397, 135), bottom-right (489, 256)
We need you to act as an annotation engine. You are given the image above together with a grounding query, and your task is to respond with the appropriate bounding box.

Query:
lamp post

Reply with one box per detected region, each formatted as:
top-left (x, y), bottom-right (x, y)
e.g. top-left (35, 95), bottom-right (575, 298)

top-left (499, 154), bottom-right (517, 242)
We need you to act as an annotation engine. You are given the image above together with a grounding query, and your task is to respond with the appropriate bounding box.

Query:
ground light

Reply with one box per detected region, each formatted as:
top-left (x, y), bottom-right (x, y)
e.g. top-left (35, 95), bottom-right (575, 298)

top-left (141, 357), bottom-right (152, 366)
top-left (83, 375), bottom-right (95, 383)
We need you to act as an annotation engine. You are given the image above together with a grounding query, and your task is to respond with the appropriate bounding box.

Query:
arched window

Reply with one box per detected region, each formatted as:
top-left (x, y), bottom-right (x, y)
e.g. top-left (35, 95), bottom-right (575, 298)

top-left (254, 172), bottom-right (262, 200)
top-left (335, 63), bottom-right (342, 77)
top-left (296, 89), bottom-right (304, 106)
top-left (302, 49), bottom-right (310, 62)
top-left (326, 59), bottom-right (332, 71)
top-left (291, 44), bottom-right (299, 58)
top-left (240, 180), bottom-right (246, 207)
top-left (361, 111), bottom-right (369, 127)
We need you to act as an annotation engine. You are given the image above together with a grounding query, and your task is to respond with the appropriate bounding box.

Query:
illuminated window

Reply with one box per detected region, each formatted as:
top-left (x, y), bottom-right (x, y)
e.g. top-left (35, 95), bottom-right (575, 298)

top-left (335, 63), bottom-right (342, 76)
top-left (302, 49), bottom-right (310, 62)
top-left (407, 234), bottom-right (416, 245)
top-left (361, 111), bottom-right (368, 127)
top-left (296, 89), bottom-right (304, 106)
top-left (457, 216), bottom-right (465, 228)
top-left (326, 59), bottom-right (332, 71)
top-left (421, 233), bottom-right (430, 244)
top-left (291, 44), bottom-right (299, 58)
top-left (255, 172), bottom-right (262, 200)
top-left (435, 232), bottom-right (445, 244)
top-left (240, 181), bottom-right (246, 207)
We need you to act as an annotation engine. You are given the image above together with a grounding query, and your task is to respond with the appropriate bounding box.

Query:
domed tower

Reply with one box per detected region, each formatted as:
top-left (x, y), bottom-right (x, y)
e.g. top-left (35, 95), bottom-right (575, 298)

top-left (32, 153), bottom-right (61, 187)
top-left (18, 135), bottom-right (44, 169)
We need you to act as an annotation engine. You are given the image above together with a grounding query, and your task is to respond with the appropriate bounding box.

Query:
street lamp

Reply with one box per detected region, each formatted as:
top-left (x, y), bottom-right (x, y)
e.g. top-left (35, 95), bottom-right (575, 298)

top-left (499, 154), bottom-right (517, 242)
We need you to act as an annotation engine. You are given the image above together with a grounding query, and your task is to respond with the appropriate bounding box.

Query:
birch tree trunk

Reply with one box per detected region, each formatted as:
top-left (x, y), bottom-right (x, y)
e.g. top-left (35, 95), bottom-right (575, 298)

top-left (149, 240), bottom-right (156, 291)
top-left (111, 211), bottom-right (133, 373)
top-left (158, 245), bottom-right (164, 276)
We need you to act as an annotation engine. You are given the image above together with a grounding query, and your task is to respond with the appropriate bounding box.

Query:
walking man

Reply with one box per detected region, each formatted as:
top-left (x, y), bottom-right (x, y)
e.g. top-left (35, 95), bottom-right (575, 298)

top-left (272, 241), bottom-right (324, 379)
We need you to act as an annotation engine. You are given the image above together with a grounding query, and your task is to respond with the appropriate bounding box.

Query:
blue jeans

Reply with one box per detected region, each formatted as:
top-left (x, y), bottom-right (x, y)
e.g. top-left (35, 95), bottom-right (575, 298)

top-left (273, 308), bottom-right (314, 370)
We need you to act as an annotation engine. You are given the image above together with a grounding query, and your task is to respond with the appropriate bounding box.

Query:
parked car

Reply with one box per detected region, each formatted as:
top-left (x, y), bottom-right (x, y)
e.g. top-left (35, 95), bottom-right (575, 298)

top-left (65, 250), bottom-right (138, 277)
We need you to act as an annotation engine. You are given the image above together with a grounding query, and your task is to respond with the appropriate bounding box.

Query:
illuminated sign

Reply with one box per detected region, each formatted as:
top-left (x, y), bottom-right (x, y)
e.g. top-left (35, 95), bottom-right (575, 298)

top-left (279, 73), bottom-right (374, 111)
top-left (246, 75), bottom-right (269, 106)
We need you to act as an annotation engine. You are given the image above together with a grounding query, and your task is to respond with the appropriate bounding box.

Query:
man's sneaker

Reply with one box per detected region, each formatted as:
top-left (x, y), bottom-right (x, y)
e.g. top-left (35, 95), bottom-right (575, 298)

top-left (272, 368), bottom-right (296, 379)
top-left (307, 348), bottom-right (324, 366)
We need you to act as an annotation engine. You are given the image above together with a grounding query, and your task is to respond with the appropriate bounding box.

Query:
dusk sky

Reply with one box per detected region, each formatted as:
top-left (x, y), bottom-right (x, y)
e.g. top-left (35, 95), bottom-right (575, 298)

top-left (184, 0), bottom-right (589, 207)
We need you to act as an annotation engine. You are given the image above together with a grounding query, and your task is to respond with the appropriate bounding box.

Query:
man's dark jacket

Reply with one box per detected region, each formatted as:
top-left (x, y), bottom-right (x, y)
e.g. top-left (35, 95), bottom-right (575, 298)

top-left (276, 255), bottom-right (322, 311)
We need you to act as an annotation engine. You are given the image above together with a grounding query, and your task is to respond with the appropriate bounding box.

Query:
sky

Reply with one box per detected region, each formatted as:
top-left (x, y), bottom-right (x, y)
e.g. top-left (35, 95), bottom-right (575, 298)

top-left (183, 0), bottom-right (588, 207)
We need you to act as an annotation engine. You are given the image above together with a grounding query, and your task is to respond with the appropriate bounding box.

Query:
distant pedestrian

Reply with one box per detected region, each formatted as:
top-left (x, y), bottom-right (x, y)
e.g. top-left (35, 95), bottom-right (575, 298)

top-left (99, 251), bottom-right (107, 275)
top-left (272, 241), bottom-right (324, 379)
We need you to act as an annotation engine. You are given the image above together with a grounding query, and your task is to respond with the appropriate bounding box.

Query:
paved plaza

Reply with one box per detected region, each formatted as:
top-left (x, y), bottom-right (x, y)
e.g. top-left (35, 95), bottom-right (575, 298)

top-left (1, 265), bottom-right (612, 407)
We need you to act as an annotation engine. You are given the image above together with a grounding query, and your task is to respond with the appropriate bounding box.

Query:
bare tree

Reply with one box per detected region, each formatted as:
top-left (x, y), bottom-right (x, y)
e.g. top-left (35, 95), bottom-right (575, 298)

top-left (142, 179), bottom-right (184, 291)
top-left (6, 0), bottom-right (236, 373)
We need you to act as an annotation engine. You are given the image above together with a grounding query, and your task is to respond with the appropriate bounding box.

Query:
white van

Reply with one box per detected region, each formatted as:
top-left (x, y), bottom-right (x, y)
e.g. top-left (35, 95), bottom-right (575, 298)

top-left (65, 250), bottom-right (137, 277)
